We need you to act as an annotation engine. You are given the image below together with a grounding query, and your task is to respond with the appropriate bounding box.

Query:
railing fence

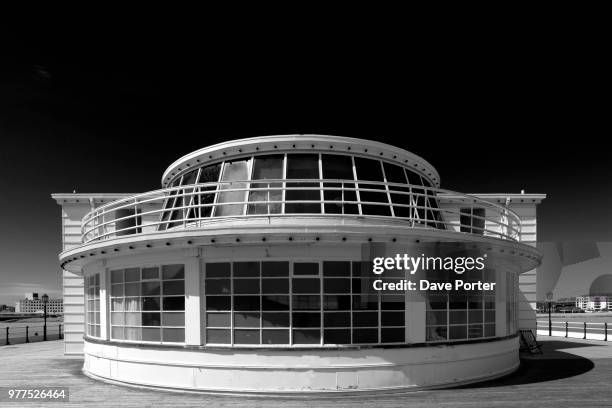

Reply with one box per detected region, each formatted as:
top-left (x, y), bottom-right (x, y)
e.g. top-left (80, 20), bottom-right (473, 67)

top-left (537, 320), bottom-right (610, 341)
top-left (1, 324), bottom-right (63, 346)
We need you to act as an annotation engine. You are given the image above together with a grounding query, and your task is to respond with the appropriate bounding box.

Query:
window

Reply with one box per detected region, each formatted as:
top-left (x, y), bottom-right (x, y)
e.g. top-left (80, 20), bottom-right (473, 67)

top-left (426, 268), bottom-right (496, 342)
top-left (215, 159), bottom-right (250, 216)
top-left (248, 155), bottom-right (283, 215)
top-left (321, 155), bottom-right (359, 215)
top-left (383, 162), bottom-right (411, 218)
top-left (203, 260), bottom-right (405, 346)
top-left (460, 207), bottom-right (486, 235)
top-left (285, 154), bottom-right (320, 213)
top-left (110, 265), bottom-right (185, 343)
top-left (354, 157), bottom-right (391, 216)
top-left (85, 273), bottom-right (100, 338)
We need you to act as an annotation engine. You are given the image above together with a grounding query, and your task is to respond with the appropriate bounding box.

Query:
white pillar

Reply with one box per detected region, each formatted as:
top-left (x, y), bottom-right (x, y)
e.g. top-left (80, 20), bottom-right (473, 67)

top-left (184, 249), bottom-right (201, 345)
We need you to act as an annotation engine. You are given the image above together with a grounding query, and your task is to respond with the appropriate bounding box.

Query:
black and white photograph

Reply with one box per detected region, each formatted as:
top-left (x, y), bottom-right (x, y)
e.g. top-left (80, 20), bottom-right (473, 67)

top-left (0, 21), bottom-right (610, 407)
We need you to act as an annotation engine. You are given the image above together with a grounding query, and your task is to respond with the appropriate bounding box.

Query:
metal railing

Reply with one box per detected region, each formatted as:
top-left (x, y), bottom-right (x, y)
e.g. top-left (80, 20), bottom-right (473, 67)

top-left (537, 320), bottom-right (611, 341)
top-left (81, 179), bottom-right (522, 244)
top-left (1, 323), bottom-right (63, 346)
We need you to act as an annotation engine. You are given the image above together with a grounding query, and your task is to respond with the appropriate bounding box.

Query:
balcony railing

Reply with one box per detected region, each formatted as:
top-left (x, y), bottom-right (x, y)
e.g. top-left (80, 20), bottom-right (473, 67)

top-left (81, 179), bottom-right (522, 244)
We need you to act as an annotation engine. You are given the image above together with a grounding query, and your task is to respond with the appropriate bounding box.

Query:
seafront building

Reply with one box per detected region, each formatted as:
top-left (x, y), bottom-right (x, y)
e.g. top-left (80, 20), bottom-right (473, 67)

top-left (576, 295), bottom-right (612, 311)
top-left (52, 135), bottom-right (545, 393)
top-left (15, 293), bottom-right (63, 314)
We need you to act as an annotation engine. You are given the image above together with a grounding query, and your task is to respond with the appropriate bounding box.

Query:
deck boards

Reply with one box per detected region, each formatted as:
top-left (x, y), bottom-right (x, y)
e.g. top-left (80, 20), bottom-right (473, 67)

top-left (1, 338), bottom-right (612, 407)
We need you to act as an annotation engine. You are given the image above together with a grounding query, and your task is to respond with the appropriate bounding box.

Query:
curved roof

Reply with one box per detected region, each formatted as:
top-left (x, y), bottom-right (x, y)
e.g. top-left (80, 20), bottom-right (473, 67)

top-left (161, 134), bottom-right (440, 187)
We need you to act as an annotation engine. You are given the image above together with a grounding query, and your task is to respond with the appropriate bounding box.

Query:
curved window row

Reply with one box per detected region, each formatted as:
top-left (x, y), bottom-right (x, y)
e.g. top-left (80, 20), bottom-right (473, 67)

top-left (160, 154), bottom-right (443, 229)
top-left (204, 261), bottom-right (406, 346)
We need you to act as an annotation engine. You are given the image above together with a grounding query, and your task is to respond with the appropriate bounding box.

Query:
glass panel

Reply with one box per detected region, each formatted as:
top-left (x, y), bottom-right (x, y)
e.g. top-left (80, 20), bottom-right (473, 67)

top-left (324, 312), bottom-right (350, 327)
top-left (321, 155), bottom-right (358, 214)
top-left (234, 279), bottom-right (260, 294)
top-left (206, 279), bottom-right (231, 294)
top-left (381, 311), bottom-right (404, 326)
top-left (125, 268), bottom-right (140, 282)
top-left (142, 297), bottom-right (160, 311)
top-left (262, 312), bottom-right (289, 327)
top-left (206, 329), bottom-right (230, 343)
top-left (215, 159), bottom-right (249, 216)
top-left (292, 295), bottom-right (320, 310)
top-left (142, 327), bottom-right (161, 342)
top-left (292, 312), bottom-right (320, 327)
top-left (294, 263), bottom-right (319, 275)
top-left (234, 329), bottom-right (260, 344)
top-left (162, 312), bottom-right (185, 326)
top-left (111, 326), bottom-right (124, 340)
top-left (292, 329), bottom-right (320, 344)
top-left (198, 164), bottom-right (222, 218)
top-left (163, 280), bottom-right (185, 295)
top-left (324, 329), bottom-right (351, 344)
top-left (111, 284), bottom-right (123, 297)
top-left (262, 279), bottom-right (289, 294)
top-left (262, 295), bottom-right (290, 310)
top-left (124, 297), bottom-right (139, 311)
top-left (162, 328), bottom-right (184, 342)
top-left (285, 154), bottom-right (320, 214)
top-left (323, 261), bottom-right (350, 277)
top-left (292, 278), bottom-right (320, 293)
top-left (125, 326), bottom-right (142, 341)
top-left (262, 261), bottom-right (289, 277)
top-left (111, 269), bottom-right (123, 283)
top-left (142, 312), bottom-right (161, 326)
top-left (449, 325), bottom-right (467, 340)
top-left (141, 282), bottom-right (160, 296)
top-left (324, 278), bottom-right (350, 293)
top-left (124, 282), bottom-right (140, 297)
top-left (354, 157), bottom-right (391, 216)
top-left (163, 297), bottom-right (185, 311)
top-left (353, 328), bottom-right (377, 343)
top-left (207, 312), bottom-right (230, 327)
top-left (162, 264), bottom-right (184, 280)
top-left (248, 155), bottom-right (283, 215)
top-left (381, 328), bottom-right (404, 343)
top-left (234, 312), bottom-right (260, 327)
top-left (111, 312), bottom-right (124, 325)
top-left (142, 267), bottom-right (159, 280)
top-left (111, 298), bottom-right (123, 311)
top-left (234, 262), bottom-right (260, 277)
top-left (234, 296), bottom-right (260, 311)
top-left (353, 312), bottom-right (378, 327)
top-left (206, 296), bottom-right (231, 311)
top-left (323, 295), bottom-right (351, 311)
top-left (206, 263), bottom-right (231, 278)
top-left (262, 329), bottom-right (289, 344)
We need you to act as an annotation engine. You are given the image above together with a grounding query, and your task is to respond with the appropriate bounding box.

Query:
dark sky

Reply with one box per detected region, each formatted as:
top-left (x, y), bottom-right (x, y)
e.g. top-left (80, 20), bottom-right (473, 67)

top-left (0, 28), bottom-right (610, 304)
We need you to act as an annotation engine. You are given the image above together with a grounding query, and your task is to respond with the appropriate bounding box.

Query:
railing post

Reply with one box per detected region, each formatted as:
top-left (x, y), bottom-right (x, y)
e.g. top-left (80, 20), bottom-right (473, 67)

top-left (565, 321), bottom-right (568, 338)
top-left (26, 326), bottom-right (29, 343)
top-left (5, 327), bottom-right (9, 345)
top-left (584, 322), bottom-right (587, 339)
top-left (605, 322), bottom-right (608, 341)
top-left (59, 324), bottom-right (63, 340)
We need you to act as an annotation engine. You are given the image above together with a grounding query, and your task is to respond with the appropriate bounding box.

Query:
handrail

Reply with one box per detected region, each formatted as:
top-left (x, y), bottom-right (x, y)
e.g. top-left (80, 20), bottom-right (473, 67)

top-left (79, 179), bottom-right (523, 244)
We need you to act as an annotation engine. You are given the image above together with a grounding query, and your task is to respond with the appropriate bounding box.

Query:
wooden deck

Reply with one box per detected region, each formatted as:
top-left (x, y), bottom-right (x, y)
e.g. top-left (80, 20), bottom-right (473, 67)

top-left (1, 337), bottom-right (612, 407)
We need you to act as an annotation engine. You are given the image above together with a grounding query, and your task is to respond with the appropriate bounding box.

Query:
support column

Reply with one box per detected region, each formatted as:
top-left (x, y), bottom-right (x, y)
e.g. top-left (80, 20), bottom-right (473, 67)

top-left (184, 248), bottom-right (201, 346)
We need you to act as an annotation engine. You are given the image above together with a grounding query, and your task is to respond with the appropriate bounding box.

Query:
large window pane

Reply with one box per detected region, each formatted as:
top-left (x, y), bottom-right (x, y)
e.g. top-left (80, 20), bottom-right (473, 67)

top-left (285, 154), bottom-right (320, 213)
top-left (215, 159), bottom-right (249, 216)
top-left (248, 155), bottom-right (283, 215)
top-left (321, 155), bottom-right (359, 214)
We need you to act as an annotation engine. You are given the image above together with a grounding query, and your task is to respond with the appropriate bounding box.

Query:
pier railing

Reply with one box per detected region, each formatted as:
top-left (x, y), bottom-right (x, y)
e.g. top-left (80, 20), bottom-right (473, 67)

top-left (80, 179), bottom-right (522, 244)
top-left (537, 320), bottom-right (611, 341)
top-left (1, 323), bottom-right (63, 346)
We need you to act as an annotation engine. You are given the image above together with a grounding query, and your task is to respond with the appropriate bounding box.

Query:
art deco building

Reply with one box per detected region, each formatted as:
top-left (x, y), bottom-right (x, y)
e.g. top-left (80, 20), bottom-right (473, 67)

top-left (53, 135), bottom-right (544, 394)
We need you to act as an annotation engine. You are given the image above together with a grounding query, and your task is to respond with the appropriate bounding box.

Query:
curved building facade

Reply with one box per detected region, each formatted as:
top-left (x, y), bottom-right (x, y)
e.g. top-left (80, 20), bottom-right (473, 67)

top-left (57, 135), bottom-right (542, 394)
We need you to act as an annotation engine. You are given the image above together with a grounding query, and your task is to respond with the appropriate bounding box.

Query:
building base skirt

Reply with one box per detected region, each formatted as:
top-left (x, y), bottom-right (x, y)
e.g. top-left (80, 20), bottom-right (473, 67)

top-left (83, 337), bottom-right (519, 395)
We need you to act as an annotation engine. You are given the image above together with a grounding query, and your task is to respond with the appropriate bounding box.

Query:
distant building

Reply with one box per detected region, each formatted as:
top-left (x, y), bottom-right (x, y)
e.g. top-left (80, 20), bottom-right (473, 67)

top-left (0, 305), bottom-right (16, 312)
top-left (576, 295), bottom-right (611, 311)
top-left (15, 295), bottom-right (63, 314)
top-left (24, 292), bottom-right (39, 300)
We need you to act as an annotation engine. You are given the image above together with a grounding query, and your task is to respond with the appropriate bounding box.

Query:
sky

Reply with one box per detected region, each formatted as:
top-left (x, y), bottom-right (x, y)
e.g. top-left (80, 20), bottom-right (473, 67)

top-left (0, 27), bottom-right (610, 305)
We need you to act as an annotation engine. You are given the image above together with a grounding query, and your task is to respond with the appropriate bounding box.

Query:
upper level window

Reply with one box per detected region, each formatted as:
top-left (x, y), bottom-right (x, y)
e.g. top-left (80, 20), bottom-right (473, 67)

top-left (321, 155), bottom-right (358, 215)
top-left (215, 159), bottom-right (250, 217)
top-left (460, 207), bottom-right (486, 235)
top-left (248, 155), bottom-right (283, 215)
top-left (285, 154), bottom-right (320, 214)
top-left (354, 157), bottom-right (391, 216)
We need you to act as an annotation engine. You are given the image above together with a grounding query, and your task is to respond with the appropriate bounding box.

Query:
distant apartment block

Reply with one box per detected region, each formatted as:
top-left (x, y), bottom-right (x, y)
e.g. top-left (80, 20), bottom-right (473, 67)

top-left (576, 295), bottom-right (611, 311)
top-left (15, 293), bottom-right (63, 314)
